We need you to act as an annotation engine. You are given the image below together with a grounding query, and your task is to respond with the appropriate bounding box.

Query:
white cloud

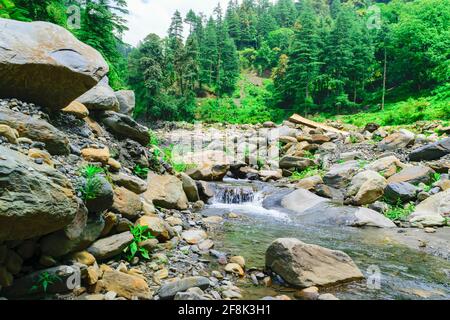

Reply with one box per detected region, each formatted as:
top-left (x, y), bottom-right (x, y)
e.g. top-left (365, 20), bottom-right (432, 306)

top-left (122, 0), bottom-right (233, 47)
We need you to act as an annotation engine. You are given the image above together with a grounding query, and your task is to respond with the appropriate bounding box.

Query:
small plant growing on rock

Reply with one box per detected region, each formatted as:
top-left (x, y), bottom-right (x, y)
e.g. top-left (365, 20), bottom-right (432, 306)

top-left (29, 271), bottom-right (61, 294)
top-left (385, 200), bottom-right (416, 221)
top-left (290, 166), bottom-right (324, 181)
top-left (124, 225), bottom-right (155, 261)
top-left (78, 165), bottom-right (104, 201)
top-left (133, 164), bottom-right (149, 179)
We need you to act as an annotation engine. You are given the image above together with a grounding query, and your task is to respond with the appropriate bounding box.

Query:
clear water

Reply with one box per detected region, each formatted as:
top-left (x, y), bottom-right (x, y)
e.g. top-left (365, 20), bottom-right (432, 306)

top-left (203, 179), bottom-right (450, 300)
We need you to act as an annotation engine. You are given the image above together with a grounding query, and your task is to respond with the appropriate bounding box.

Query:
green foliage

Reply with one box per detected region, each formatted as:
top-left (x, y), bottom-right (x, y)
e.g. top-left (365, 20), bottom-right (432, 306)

top-left (289, 166), bottom-right (324, 181)
top-left (124, 225), bottom-right (155, 261)
top-left (0, 0), bottom-right (30, 20)
top-left (385, 201), bottom-right (416, 221)
top-left (133, 164), bottom-right (149, 179)
top-left (30, 271), bottom-right (61, 294)
top-left (78, 165), bottom-right (104, 201)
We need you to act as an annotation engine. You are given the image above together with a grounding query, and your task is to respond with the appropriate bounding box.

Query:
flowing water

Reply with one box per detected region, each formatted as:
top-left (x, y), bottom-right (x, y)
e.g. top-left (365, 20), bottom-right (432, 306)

top-left (202, 179), bottom-right (450, 300)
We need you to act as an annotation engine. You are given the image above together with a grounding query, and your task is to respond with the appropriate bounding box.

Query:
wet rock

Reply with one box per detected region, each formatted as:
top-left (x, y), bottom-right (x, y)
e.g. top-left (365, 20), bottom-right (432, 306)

top-left (158, 276), bottom-right (210, 300)
top-left (0, 18), bottom-right (108, 109)
top-left (144, 173), bottom-right (188, 210)
top-left (387, 166), bottom-right (435, 185)
top-left (0, 146), bottom-right (78, 241)
top-left (0, 108), bottom-right (69, 154)
top-left (102, 270), bottom-right (152, 300)
top-left (384, 182), bottom-right (418, 203)
top-left (115, 90), bottom-right (135, 116)
top-left (76, 79), bottom-right (119, 111)
top-left (98, 111), bottom-right (149, 145)
top-left (409, 138), bottom-right (450, 161)
top-left (265, 238), bottom-right (364, 288)
top-left (87, 231), bottom-right (134, 260)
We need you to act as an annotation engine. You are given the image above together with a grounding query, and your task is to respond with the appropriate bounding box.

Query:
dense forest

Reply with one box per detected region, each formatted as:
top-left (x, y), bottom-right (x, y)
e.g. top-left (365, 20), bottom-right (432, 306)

top-left (1, 0), bottom-right (449, 125)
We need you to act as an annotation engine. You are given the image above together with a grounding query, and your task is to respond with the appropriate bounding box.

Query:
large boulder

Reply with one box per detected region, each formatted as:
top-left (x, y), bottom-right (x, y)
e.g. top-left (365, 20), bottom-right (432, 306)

top-left (111, 173), bottom-right (147, 194)
top-left (184, 150), bottom-right (232, 181)
top-left (265, 238), bottom-right (364, 288)
top-left (409, 189), bottom-right (450, 227)
top-left (158, 276), bottom-right (210, 300)
top-left (323, 161), bottom-right (360, 189)
top-left (178, 172), bottom-right (200, 202)
top-left (0, 108), bottom-right (69, 155)
top-left (280, 189), bottom-right (395, 228)
top-left (76, 79), bottom-right (119, 111)
top-left (384, 182), bottom-right (418, 203)
top-left (144, 173), bottom-right (188, 210)
top-left (0, 18), bottom-right (108, 109)
top-left (0, 147), bottom-right (79, 241)
top-left (378, 129), bottom-right (415, 151)
top-left (98, 111), bottom-right (149, 146)
top-left (135, 216), bottom-right (170, 242)
top-left (111, 187), bottom-right (143, 220)
top-left (87, 231), bottom-right (134, 260)
top-left (347, 170), bottom-right (387, 205)
top-left (115, 90), bottom-right (135, 116)
top-left (279, 156), bottom-right (315, 170)
top-left (409, 138), bottom-right (450, 161)
top-left (366, 156), bottom-right (404, 178)
top-left (387, 166), bottom-right (435, 185)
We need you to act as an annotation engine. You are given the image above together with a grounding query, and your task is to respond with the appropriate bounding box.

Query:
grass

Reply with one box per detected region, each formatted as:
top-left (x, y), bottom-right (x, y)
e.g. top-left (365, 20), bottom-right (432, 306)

top-left (78, 165), bottom-right (104, 201)
top-left (123, 225), bottom-right (156, 262)
top-left (385, 201), bottom-right (416, 221)
top-left (133, 164), bottom-right (149, 179)
top-left (289, 166), bottom-right (325, 181)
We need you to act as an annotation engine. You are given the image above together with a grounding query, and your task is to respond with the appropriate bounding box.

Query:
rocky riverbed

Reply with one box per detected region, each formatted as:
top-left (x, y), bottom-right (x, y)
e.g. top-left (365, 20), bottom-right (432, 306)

top-left (0, 18), bottom-right (449, 301)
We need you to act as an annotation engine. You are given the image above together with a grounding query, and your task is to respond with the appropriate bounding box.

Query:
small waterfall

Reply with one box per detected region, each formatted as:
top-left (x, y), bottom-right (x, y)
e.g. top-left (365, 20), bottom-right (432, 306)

top-left (212, 185), bottom-right (257, 204)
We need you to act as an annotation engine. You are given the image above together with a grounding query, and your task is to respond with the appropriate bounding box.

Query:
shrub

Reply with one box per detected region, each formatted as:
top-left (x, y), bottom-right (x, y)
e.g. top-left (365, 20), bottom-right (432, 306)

top-left (124, 225), bottom-right (156, 261)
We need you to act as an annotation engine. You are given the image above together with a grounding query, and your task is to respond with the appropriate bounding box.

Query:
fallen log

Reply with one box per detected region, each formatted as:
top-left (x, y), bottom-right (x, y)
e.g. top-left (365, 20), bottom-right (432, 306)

top-left (288, 114), bottom-right (348, 135)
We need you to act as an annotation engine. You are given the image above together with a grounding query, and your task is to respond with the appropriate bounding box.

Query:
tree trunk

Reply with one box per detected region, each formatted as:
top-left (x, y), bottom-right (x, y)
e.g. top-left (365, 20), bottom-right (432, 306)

top-left (381, 47), bottom-right (387, 110)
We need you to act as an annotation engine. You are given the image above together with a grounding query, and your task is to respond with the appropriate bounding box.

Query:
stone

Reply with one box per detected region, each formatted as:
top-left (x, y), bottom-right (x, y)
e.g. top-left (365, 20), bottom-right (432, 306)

top-left (379, 129), bottom-right (415, 151)
top-left (202, 216), bottom-right (223, 224)
top-left (384, 182), bottom-right (418, 203)
top-left (165, 216), bottom-right (183, 226)
top-left (364, 123), bottom-right (380, 133)
top-left (259, 170), bottom-right (283, 182)
top-left (187, 164), bottom-right (229, 182)
top-left (296, 175), bottom-right (323, 191)
top-left (225, 263), bottom-right (245, 277)
top-left (28, 148), bottom-right (53, 166)
top-left (409, 138), bottom-right (450, 161)
top-left (40, 215), bottom-right (105, 257)
top-left (174, 291), bottom-right (207, 300)
top-left (348, 170), bottom-right (387, 205)
top-left (0, 18), bottom-right (108, 109)
top-left (184, 150), bottom-right (232, 181)
top-left (294, 286), bottom-right (319, 300)
top-left (196, 181), bottom-right (215, 201)
top-left (229, 256), bottom-right (245, 268)
top-left (0, 266), bottom-right (13, 287)
top-left (222, 289), bottom-right (242, 299)
top-left (69, 251), bottom-right (96, 266)
top-left (387, 166), bottom-right (435, 185)
top-left (323, 161), bottom-right (360, 188)
top-left (318, 142), bottom-right (337, 152)
top-left (182, 229), bottom-right (208, 244)
top-left (111, 173), bottom-right (147, 194)
top-left (279, 156), bottom-right (315, 170)
top-left (2, 265), bottom-right (81, 298)
top-left (76, 79), bottom-right (119, 111)
top-left (115, 90), bottom-right (135, 116)
top-left (179, 172), bottom-right (200, 202)
top-left (0, 124), bottom-right (18, 143)
top-left (87, 231), bottom-right (134, 260)
top-left (144, 173), bottom-right (188, 210)
top-left (0, 108), bottom-right (69, 155)
top-left (5, 250), bottom-right (23, 275)
top-left (138, 238), bottom-right (159, 252)
top-left (198, 239), bottom-right (214, 251)
top-left (263, 121), bottom-right (276, 128)
top-left (84, 176), bottom-right (114, 213)
top-left (102, 270), bottom-right (152, 300)
top-left (409, 189), bottom-right (450, 226)
top-left (101, 211), bottom-right (118, 237)
top-left (158, 276), bottom-right (210, 300)
top-left (107, 158), bottom-right (121, 171)
top-left (84, 116), bottom-right (105, 136)
top-left (135, 216), bottom-right (170, 242)
top-left (86, 266), bottom-right (99, 285)
top-left (111, 187), bottom-right (143, 220)
top-left (81, 147), bottom-right (110, 164)
top-left (98, 111), bottom-right (149, 145)
top-left (311, 134), bottom-right (331, 144)
top-left (318, 293), bottom-right (339, 300)
top-left (265, 238), bottom-right (364, 288)
top-left (17, 240), bottom-right (36, 260)
top-left (0, 146), bottom-right (78, 241)
top-left (62, 101), bottom-right (89, 119)
top-left (366, 156), bottom-right (404, 178)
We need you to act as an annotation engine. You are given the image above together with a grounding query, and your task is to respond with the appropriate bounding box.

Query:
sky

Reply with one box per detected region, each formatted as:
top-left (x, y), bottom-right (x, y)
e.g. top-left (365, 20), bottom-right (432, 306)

top-left (122, 0), bottom-right (234, 46)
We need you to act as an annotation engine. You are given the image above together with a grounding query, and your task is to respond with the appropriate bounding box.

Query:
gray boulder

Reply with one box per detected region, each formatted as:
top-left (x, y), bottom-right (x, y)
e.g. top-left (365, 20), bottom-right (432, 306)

top-left (76, 78), bottom-right (119, 111)
top-left (409, 138), bottom-right (450, 161)
top-left (0, 108), bottom-right (69, 155)
top-left (98, 111), bottom-right (150, 146)
top-left (158, 276), bottom-right (210, 300)
top-left (0, 146), bottom-right (79, 241)
top-left (323, 161), bottom-right (360, 189)
top-left (87, 231), bottom-right (134, 260)
top-left (0, 18), bottom-right (108, 109)
top-left (279, 156), bottom-right (315, 170)
top-left (384, 182), bottom-right (418, 203)
top-left (115, 90), bottom-right (135, 115)
top-left (83, 175), bottom-right (114, 213)
top-left (265, 238), bottom-right (364, 288)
